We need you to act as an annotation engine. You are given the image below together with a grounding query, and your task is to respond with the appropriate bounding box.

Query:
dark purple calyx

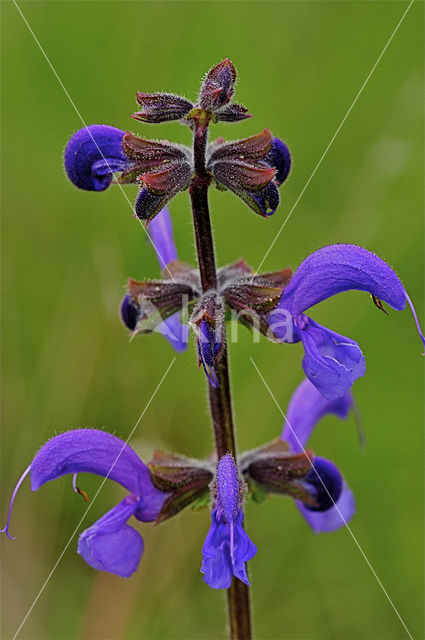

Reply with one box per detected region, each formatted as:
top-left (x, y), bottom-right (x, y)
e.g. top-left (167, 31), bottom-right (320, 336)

top-left (148, 450), bottom-right (214, 523)
top-left (120, 132), bottom-right (193, 224)
top-left (122, 277), bottom-right (196, 334)
top-left (240, 438), bottom-right (318, 506)
top-left (206, 130), bottom-right (291, 218)
top-left (132, 92), bottom-right (193, 124)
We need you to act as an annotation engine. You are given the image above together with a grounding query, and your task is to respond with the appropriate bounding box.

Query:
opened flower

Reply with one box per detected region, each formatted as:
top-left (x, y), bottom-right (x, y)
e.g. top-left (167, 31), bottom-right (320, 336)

top-left (120, 207), bottom-right (291, 386)
top-left (201, 454), bottom-right (257, 590)
top-left (120, 207), bottom-right (189, 352)
top-left (268, 244), bottom-right (425, 399)
top-left (1, 429), bottom-right (168, 577)
top-left (281, 378), bottom-right (355, 532)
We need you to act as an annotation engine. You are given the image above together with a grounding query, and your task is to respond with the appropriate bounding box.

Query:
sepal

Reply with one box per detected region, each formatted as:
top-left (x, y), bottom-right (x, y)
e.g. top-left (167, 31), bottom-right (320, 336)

top-left (124, 278), bottom-right (195, 333)
top-left (133, 92), bottom-right (193, 123)
top-left (148, 451), bottom-right (213, 524)
top-left (240, 438), bottom-right (316, 505)
top-left (214, 103), bottom-right (251, 123)
top-left (223, 280), bottom-right (284, 315)
top-left (207, 130), bottom-right (289, 217)
top-left (208, 129), bottom-right (272, 163)
top-left (120, 133), bottom-right (192, 222)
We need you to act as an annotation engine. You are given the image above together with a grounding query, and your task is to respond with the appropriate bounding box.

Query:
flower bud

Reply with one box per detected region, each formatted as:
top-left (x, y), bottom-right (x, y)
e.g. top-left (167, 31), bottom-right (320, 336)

top-left (199, 58), bottom-right (237, 112)
top-left (190, 293), bottom-right (225, 387)
top-left (214, 103), bottom-right (251, 123)
top-left (120, 294), bottom-right (141, 331)
top-left (133, 92), bottom-right (193, 123)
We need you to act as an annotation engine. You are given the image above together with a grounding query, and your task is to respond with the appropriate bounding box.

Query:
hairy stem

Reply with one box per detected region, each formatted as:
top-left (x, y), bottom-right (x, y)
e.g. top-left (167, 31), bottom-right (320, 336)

top-left (189, 118), bottom-right (252, 640)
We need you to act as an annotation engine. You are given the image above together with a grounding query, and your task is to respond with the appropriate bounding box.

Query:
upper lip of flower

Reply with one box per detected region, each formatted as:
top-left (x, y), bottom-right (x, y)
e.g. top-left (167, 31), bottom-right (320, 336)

top-left (266, 243), bottom-right (425, 399)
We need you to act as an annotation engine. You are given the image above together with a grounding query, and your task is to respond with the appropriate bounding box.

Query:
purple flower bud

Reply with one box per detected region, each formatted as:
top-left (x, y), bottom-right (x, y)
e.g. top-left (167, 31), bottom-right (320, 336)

top-left (198, 319), bottom-right (221, 369)
top-left (64, 125), bottom-right (128, 191)
top-left (132, 92), bottom-right (193, 124)
top-left (207, 130), bottom-right (290, 218)
top-left (120, 294), bottom-right (140, 331)
top-left (199, 58), bottom-right (237, 112)
top-left (266, 137), bottom-right (292, 185)
top-left (190, 293), bottom-right (225, 387)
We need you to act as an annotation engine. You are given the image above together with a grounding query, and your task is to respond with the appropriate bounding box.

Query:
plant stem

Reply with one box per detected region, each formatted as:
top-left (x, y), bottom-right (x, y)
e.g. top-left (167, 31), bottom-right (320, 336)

top-left (189, 118), bottom-right (252, 640)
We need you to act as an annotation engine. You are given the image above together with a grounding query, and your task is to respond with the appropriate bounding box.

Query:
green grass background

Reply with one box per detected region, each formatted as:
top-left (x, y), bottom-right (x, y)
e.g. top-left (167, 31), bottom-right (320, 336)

top-left (1, 1), bottom-right (424, 638)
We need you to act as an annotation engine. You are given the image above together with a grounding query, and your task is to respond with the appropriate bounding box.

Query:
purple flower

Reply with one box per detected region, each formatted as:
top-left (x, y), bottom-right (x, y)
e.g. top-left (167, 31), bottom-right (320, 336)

top-left (201, 454), bottom-right (257, 590)
top-left (282, 378), bottom-right (355, 532)
top-left (268, 244), bottom-right (425, 399)
top-left (64, 125), bottom-right (129, 191)
top-left (64, 125), bottom-right (192, 224)
top-left (120, 207), bottom-right (188, 353)
top-left (1, 429), bottom-right (168, 577)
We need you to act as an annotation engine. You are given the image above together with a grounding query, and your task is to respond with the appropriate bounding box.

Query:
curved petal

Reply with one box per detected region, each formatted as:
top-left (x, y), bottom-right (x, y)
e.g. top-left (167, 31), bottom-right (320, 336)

top-left (78, 497), bottom-right (143, 577)
top-left (147, 207), bottom-right (178, 268)
top-left (299, 320), bottom-right (365, 399)
top-left (231, 511), bottom-right (257, 584)
top-left (146, 208), bottom-right (188, 352)
top-left (282, 378), bottom-right (352, 451)
top-left (201, 509), bottom-right (256, 590)
top-left (297, 482), bottom-right (355, 533)
top-left (157, 313), bottom-right (189, 353)
top-left (280, 244), bottom-right (406, 316)
top-left (30, 429), bottom-right (151, 496)
top-left (201, 509), bottom-right (233, 590)
top-left (64, 125), bottom-right (128, 191)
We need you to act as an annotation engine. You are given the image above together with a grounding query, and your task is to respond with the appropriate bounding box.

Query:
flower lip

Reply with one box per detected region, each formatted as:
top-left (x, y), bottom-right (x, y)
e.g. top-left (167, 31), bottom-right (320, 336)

top-left (77, 497), bottom-right (144, 578)
top-left (279, 244), bottom-right (407, 317)
top-left (64, 125), bottom-right (128, 191)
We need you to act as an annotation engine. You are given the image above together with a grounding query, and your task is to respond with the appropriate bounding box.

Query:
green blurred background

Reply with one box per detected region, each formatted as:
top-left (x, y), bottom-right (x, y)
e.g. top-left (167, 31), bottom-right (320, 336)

top-left (1, 1), bottom-right (424, 638)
